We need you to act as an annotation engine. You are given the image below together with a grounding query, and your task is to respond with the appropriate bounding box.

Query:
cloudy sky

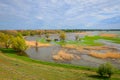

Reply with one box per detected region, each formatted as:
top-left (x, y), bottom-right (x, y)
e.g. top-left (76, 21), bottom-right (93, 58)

top-left (0, 0), bottom-right (120, 29)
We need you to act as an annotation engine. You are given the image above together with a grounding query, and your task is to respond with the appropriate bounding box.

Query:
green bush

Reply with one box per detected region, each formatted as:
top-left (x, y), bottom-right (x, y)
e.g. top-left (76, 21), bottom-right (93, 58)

top-left (59, 32), bottom-right (66, 41)
top-left (0, 32), bottom-right (13, 48)
top-left (97, 62), bottom-right (114, 78)
top-left (45, 33), bottom-right (50, 38)
top-left (11, 36), bottom-right (28, 52)
top-left (46, 38), bottom-right (51, 42)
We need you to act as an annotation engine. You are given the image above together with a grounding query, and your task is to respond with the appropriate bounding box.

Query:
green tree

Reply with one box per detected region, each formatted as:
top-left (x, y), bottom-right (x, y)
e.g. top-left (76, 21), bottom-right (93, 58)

top-left (105, 63), bottom-right (114, 78)
top-left (0, 32), bottom-right (13, 48)
top-left (11, 36), bottom-right (28, 52)
top-left (45, 33), bottom-right (50, 38)
top-left (97, 64), bottom-right (106, 77)
top-left (97, 62), bottom-right (114, 78)
top-left (59, 32), bottom-right (66, 41)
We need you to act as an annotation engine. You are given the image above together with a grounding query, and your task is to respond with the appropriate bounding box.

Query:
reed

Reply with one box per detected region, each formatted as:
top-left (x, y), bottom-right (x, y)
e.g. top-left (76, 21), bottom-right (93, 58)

top-left (53, 50), bottom-right (74, 61)
top-left (89, 51), bottom-right (120, 59)
top-left (100, 33), bottom-right (117, 37)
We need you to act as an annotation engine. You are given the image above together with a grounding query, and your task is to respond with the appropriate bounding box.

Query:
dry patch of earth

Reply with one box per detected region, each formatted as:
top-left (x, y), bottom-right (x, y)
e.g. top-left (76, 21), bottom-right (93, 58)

top-left (26, 41), bottom-right (51, 47)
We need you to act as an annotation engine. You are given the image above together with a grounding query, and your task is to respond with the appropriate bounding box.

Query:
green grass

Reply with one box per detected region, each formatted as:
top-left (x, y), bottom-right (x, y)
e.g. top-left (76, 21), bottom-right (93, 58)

top-left (0, 48), bottom-right (120, 80)
top-left (81, 35), bottom-right (120, 44)
top-left (0, 48), bottom-right (95, 71)
top-left (53, 36), bottom-right (103, 46)
top-left (101, 37), bottom-right (120, 44)
top-left (80, 36), bottom-right (103, 46)
top-left (38, 38), bottom-right (48, 43)
top-left (38, 35), bottom-right (120, 47)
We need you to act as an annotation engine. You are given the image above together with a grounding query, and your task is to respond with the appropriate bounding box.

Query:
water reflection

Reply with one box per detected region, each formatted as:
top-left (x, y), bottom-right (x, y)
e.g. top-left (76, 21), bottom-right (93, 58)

top-left (35, 47), bottom-right (39, 52)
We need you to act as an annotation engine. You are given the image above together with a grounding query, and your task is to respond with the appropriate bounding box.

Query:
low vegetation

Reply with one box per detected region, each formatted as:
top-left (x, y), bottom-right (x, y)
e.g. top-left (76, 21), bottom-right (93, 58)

top-left (100, 33), bottom-right (118, 38)
top-left (97, 63), bottom-right (114, 78)
top-left (89, 51), bottom-right (120, 59)
top-left (26, 41), bottom-right (51, 47)
top-left (0, 30), bottom-right (120, 80)
top-left (0, 49), bottom-right (120, 80)
top-left (59, 32), bottom-right (66, 41)
top-left (53, 50), bottom-right (74, 61)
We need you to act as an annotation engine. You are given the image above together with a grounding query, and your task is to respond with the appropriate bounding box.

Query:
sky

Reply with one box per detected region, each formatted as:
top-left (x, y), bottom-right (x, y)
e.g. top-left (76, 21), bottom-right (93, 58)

top-left (0, 0), bottom-right (120, 30)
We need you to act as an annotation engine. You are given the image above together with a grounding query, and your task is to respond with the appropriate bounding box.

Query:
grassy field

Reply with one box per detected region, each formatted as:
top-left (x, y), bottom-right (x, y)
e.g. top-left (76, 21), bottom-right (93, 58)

top-left (0, 48), bottom-right (120, 80)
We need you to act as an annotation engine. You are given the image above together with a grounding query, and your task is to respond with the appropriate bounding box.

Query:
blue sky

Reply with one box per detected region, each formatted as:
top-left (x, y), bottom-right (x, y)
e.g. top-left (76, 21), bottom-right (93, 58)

top-left (0, 0), bottom-right (120, 29)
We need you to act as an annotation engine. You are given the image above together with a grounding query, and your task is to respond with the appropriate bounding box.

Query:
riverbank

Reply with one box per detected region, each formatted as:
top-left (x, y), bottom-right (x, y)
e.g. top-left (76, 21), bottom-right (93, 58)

top-left (0, 49), bottom-right (120, 80)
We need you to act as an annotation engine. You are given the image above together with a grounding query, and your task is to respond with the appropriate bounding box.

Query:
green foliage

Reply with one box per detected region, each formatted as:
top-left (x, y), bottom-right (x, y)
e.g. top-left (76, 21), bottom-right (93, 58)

top-left (21, 31), bottom-right (30, 36)
top-left (17, 33), bottom-right (24, 38)
top-left (59, 32), bottom-right (66, 41)
top-left (101, 37), bottom-right (120, 44)
top-left (97, 62), bottom-right (114, 78)
top-left (46, 38), bottom-right (51, 42)
top-left (39, 38), bottom-right (48, 43)
top-left (11, 36), bottom-right (28, 52)
top-left (45, 33), bottom-right (50, 38)
top-left (0, 32), bottom-right (13, 48)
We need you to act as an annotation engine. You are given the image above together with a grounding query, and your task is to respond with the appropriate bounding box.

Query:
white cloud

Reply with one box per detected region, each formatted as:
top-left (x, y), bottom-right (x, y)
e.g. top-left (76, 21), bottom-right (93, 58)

top-left (36, 16), bottom-right (43, 20)
top-left (0, 0), bottom-right (120, 29)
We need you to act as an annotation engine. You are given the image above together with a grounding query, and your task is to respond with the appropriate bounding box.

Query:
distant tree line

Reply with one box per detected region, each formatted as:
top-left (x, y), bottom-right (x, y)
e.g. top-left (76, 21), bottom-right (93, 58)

top-left (62, 29), bottom-right (120, 32)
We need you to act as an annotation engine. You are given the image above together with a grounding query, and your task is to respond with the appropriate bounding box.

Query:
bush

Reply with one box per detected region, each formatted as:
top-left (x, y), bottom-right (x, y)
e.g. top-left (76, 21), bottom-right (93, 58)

top-left (97, 62), bottom-right (114, 78)
top-left (46, 38), bottom-right (51, 42)
top-left (0, 32), bottom-right (13, 48)
top-left (45, 33), bottom-right (50, 38)
top-left (11, 36), bottom-right (28, 52)
top-left (59, 32), bottom-right (66, 41)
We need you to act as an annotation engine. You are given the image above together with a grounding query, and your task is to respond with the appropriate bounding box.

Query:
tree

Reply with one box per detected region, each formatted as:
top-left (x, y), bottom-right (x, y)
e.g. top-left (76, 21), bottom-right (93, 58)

top-left (45, 33), bottom-right (50, 38)
top-left (97, 62), bottom-right (114, 78)
top-left (97, 64), bottom-right (106, 77)
top-left (105, 63), bottom-right (114, 78)
top-left (59, 32), bottom-right (66, 41)
top-left (0, 32), bottom-right (13, 48)
top-left (11, 36), bottom-right (28, 52)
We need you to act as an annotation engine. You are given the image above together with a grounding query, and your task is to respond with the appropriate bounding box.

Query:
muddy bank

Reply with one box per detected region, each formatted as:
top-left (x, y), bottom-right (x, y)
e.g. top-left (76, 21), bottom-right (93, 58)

top-left (26, 41), bottom-right (51, 47)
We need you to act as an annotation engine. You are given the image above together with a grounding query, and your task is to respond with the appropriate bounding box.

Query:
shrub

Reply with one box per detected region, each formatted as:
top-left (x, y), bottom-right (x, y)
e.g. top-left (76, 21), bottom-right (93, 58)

top-left (97, 62), bottom-right (114, 78)
top-left (105, 63), bottom-right (114, 78)
top-left (45, 33), bottom-right (50, 38)
top-left (0, 32), bottom-right (13, 48)
top-left (11, 36), bottom-right (28, 52)
top-left (97, 64), bottom-right (106, 77)
top-left (46, 38), bottom-right (51, 42)
top-left (59, 32), bottom-right (66, 41)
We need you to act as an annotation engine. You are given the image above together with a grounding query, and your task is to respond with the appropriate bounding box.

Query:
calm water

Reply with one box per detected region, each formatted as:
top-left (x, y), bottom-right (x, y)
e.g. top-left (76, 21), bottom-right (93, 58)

top-left (25, 31), bottom-right (120, 68)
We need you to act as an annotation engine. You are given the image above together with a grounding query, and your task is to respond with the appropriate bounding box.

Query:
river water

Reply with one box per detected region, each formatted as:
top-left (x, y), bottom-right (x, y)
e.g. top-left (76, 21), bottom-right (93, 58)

top-left (25, 31), bottom-right (120, 68)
